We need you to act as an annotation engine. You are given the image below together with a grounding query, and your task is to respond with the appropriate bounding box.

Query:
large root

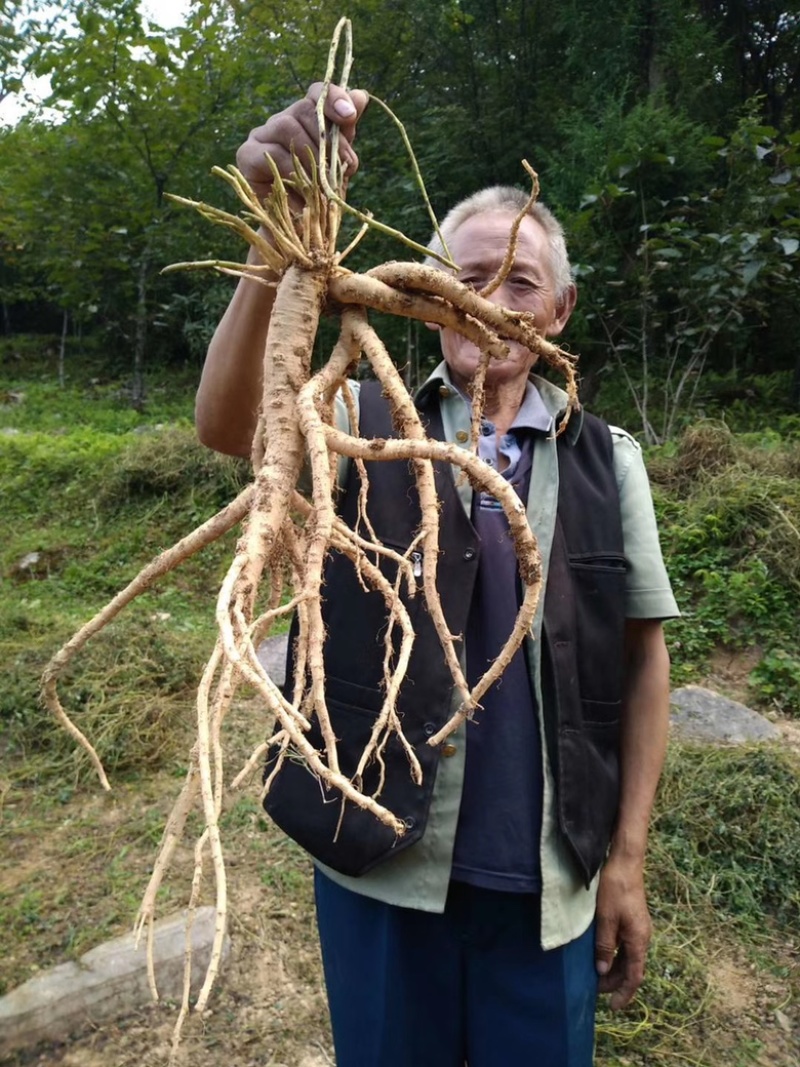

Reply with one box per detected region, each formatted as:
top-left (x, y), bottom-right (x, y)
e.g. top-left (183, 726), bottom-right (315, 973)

top-left (40, 16), bottom-right (580, 1045)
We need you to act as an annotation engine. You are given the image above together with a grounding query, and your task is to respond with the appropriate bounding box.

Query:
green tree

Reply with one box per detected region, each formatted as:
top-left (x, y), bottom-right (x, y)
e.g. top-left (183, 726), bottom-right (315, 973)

top-left (19, 0), bottom-right (273, 402)
top-left (572, 107), bottom-right (800, 441)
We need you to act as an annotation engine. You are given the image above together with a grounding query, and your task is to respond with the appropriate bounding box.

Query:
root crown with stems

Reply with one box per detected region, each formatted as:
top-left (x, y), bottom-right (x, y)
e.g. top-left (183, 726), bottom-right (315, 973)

top-left (41, 16), bottom-right (580, 1044)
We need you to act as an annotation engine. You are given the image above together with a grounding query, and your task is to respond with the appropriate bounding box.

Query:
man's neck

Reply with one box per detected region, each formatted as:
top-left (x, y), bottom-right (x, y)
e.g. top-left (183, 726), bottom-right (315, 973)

top-left (481, 379), bottom-right (529, 437)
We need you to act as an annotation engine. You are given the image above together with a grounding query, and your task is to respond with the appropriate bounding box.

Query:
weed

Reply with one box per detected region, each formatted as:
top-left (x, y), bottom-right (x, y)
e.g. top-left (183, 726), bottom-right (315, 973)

top-left (647, 424), bottom-right (800, 695)
top-left (594, 740), bottom-right (800, 1065)
top-left (750, 649), bottom-right (800, 717)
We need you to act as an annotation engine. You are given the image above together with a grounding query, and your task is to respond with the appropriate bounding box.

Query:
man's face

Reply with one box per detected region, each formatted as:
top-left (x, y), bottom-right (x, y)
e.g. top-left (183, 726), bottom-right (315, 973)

top-left (438, 210), bottom-right (575, 393)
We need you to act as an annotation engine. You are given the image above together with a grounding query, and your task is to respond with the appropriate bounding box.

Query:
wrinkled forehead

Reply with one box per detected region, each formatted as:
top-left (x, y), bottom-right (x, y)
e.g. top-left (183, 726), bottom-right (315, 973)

top-left (449, 210), bottom-right (553, 275)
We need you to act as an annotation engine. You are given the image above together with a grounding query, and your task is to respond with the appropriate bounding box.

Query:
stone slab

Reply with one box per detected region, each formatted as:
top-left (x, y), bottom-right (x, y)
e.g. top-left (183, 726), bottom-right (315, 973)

top-left (256, 633), bottom-right (288, 688)
top-left (670, 685), bottom-right (780, 744)
top-left (0, 906), bottom-right (229, 1056)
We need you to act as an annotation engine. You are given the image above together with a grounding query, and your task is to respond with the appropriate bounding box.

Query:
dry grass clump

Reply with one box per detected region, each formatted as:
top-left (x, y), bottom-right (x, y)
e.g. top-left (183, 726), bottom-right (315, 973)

top-left (674, 420), bottom-right (739, 481)
top-left (651, 742), bottom-right (800, 927)
top-left (697, 464), bottom-right (800, 588)
top-left (647, 422), bottom-right (800, 592)
top-left (646, 420), bottom-right (737, 489)
top-left (4, 614), bottom-right (205, 783)
top-left (595, 739), bottom-right (800, 1064)
top-left (99, 426), bottom-right (250, 509)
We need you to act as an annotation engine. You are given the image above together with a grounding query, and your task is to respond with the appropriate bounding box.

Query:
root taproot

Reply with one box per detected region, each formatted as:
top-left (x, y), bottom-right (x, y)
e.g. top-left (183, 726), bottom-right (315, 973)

top-left (42, 24), bottom-right (579, 1044)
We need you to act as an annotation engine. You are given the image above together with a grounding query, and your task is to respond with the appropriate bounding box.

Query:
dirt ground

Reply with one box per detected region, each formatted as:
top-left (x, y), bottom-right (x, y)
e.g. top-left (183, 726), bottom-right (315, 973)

top-left (3, 685), bottom-right (799, 1067)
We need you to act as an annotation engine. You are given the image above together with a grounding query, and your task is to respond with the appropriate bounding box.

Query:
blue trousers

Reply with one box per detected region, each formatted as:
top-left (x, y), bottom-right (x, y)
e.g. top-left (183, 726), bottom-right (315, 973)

top-left (315, 869), bottom-right (597, 1067)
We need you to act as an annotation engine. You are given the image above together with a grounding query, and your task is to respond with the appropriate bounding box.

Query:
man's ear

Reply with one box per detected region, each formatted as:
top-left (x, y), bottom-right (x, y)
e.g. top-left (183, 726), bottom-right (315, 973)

top-left (424, 321), bottom-right (441, 332)
top-left (546, 283), bottom-right (577, 338)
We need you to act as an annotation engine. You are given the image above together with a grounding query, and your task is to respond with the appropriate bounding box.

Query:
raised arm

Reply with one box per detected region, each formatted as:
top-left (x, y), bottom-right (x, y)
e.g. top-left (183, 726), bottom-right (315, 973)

top-left (196, 83), bottom-right (369, 457)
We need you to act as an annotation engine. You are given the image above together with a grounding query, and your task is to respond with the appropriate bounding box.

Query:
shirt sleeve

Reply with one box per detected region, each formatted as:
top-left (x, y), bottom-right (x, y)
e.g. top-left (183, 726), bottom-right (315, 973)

top-left (611, 427), bottom-right (680, 620)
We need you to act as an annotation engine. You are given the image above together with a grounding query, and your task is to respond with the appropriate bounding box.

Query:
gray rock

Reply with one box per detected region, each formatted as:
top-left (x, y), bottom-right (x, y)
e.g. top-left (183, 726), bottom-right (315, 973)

top-left (670, 685), bottom-right (780, 744)
top-left (256, 633), bottom-right (289, 688)
top-left (0, 906), bottom-right (229, 1055)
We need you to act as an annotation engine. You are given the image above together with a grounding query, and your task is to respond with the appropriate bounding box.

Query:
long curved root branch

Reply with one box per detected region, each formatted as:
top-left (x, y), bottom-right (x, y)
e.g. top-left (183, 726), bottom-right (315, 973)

top-left (41, 486), bottom-right (254, 788)
top-left (42, 18), bottom-right (581, 1043)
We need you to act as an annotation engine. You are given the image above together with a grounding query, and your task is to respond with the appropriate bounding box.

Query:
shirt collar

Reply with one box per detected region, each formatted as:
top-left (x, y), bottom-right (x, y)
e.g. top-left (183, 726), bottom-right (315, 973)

top-left (416, 361), bottom-right (583, 442)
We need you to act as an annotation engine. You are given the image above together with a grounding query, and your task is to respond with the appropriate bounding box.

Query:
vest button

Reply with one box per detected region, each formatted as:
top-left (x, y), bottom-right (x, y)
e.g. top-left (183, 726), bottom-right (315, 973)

top-left (440, 743), bottom-right (458, 757)
top-left (423, 722), bottom-right (436, 737)
top-left (455, 429), bottom-right (469, 443)
top-left (463, 547), bottom-right (476, 561)
top-left (403, 816), bottom-right (416, 830)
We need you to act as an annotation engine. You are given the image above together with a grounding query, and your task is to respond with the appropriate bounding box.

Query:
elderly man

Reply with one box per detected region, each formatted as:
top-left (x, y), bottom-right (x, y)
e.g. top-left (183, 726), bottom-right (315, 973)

top-left (197, 84), bottom-right (678, 1067)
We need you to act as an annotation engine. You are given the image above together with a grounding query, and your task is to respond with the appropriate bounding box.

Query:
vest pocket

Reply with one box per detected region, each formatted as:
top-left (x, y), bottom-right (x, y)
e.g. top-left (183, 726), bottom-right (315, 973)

top-left (263, 676), bottom-right (438, 877)
top-left (568, 553), bottom-right (627, 705)
top-left (581, 697), bottom-right (621, 726)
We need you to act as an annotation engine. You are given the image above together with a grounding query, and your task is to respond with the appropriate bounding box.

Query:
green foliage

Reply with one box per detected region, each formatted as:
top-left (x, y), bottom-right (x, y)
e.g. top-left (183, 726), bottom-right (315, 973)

top-left (575, 106), bottom-right (800, 442)
top-left (652, 744), bottom-right (800, 928)
top-left (1, 613), bottom-right (209, 780)
top-left (750, 649), bottom-right (800, 717)
top-left (3, 0), bottom-right (799, 412)
top-left (594, 739), bottom-right (800, 1065)
top-left (0, 380), bottom-right (251, 779)
top-left (649, 422), bottom-right (800, 691)
top-left (99, 424), bottom-right (249, 510)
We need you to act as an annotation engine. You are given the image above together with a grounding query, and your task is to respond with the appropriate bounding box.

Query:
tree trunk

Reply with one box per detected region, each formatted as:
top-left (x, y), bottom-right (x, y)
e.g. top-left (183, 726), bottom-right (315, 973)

top-left (58, 309), bottom-right (69, 388)
top-left (131, 253), bottom-right (148, 411)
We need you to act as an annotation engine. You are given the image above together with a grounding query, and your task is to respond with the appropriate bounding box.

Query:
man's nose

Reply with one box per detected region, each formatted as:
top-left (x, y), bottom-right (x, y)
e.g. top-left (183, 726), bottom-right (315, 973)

top-left (485, 280), bottom-right (514, 308)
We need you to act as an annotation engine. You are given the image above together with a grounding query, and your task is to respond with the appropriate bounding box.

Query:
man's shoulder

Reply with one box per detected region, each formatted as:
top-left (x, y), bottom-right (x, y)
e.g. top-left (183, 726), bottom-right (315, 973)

top-left (579, 409), bottom-right (641, 450)
top-left (574, 412), bottom-right (643, 489)
top-left (606, 422), bottom-right (641, 451)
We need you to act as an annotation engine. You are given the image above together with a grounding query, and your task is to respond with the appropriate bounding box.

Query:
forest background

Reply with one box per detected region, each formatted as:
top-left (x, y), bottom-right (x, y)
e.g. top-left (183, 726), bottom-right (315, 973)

top-left (2, 0), bottom-right (800, 435)
top-left (1, 2), bottom-right (800, 1066)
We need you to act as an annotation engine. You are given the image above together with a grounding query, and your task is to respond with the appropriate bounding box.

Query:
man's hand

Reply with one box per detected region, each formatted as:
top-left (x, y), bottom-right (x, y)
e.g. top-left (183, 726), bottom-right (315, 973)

top-left (594, 852), bottom-right (653, 1010)
top-left (236, 83), bottom-right (369, 203)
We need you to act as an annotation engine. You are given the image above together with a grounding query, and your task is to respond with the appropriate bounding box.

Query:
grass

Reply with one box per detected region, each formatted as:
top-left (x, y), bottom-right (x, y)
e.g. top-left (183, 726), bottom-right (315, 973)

top-left (647, 421), bottom-right (800, 712)
top-left (1, 348), bottom-right (799, 1064)
top-left (594, 742), bottom-right (800, 1065)
top-left (0, 361), bottom-right (254, 782)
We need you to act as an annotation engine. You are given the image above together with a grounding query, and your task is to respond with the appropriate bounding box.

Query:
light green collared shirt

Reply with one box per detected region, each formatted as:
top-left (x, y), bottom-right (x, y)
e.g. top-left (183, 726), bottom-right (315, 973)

top-left (318, 363), bottom-right (679, 949)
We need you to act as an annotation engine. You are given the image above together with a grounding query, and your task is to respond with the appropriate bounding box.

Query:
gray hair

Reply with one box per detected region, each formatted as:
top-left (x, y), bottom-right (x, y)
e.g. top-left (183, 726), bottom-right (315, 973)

top-left (425, 185), bottom-right (573, 299)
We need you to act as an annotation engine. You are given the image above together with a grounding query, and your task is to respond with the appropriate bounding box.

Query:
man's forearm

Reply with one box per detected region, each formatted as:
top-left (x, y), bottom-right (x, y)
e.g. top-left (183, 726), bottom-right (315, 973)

top-left (609, 617), bottom-right (671, 863)
top-left (594, 617), bottom-right (671, 1007)
top-left (196, 243), bottom-right (277, 457)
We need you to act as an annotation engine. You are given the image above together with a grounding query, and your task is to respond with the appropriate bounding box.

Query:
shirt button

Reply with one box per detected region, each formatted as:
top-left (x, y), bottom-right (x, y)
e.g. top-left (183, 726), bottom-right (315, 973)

top-left (455, 429), bottom-right (469, 443)
top-left (438, 386), bottom-right (452, 398)
top-left (463, 547), bottom-right (476, 561)
top-left (440, 743), bottom-right (458, 758)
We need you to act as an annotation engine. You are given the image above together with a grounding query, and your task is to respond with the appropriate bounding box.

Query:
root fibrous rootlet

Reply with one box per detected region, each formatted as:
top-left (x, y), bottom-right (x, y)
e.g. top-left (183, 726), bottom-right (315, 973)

top-left (41, 18), bottom-right (579, 1042)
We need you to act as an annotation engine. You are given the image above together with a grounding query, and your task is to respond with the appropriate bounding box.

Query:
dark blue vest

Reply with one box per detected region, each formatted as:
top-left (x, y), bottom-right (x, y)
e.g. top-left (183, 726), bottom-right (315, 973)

top-left (264, 381), bottom-right (626, 886)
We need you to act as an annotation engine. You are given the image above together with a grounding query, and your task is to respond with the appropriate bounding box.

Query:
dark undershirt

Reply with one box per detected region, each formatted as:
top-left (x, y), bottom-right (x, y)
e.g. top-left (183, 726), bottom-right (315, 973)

top-left (450, 422), bottom-right (544, 894)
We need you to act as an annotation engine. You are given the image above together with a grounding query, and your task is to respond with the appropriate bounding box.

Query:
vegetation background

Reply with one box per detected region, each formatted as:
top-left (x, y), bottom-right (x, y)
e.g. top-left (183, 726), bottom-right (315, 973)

top-left (1, 1), bottom-right (799, 1065)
